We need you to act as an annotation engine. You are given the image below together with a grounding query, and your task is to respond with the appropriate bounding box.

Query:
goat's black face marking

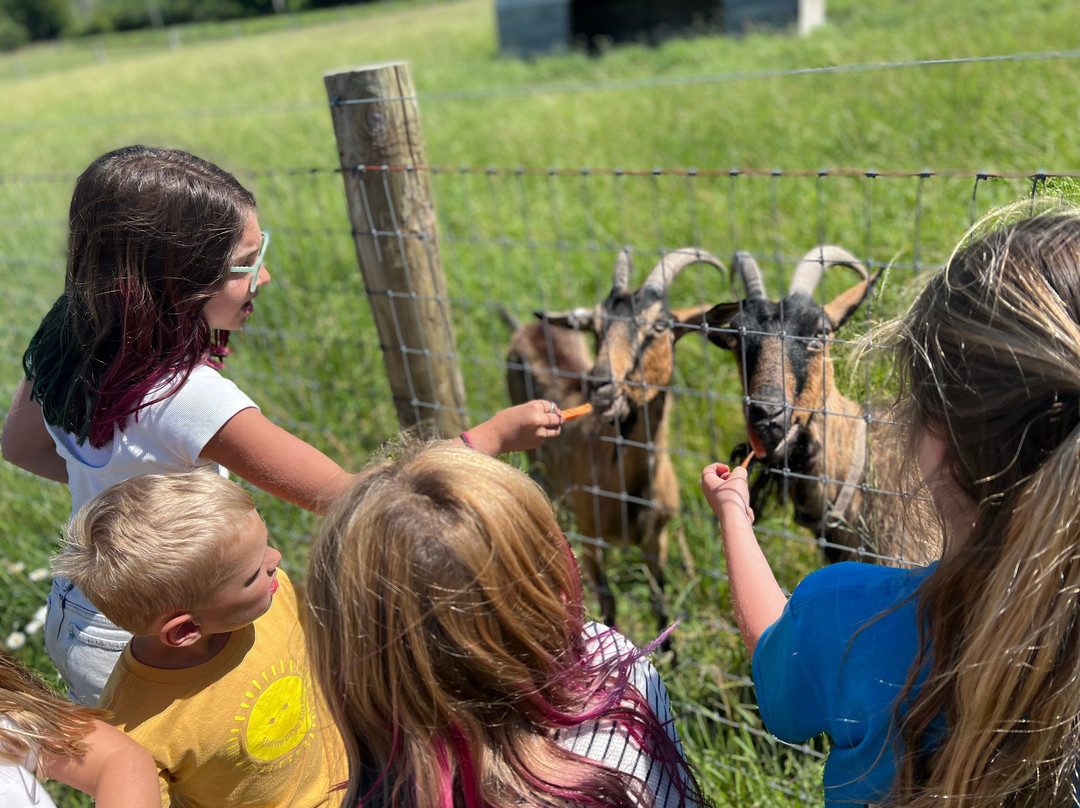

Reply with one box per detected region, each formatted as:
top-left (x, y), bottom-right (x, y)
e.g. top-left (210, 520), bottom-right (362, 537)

top-left (746, 296), bottom-right (833, 393)
top-left (716, 296), bottom-right (839, 458)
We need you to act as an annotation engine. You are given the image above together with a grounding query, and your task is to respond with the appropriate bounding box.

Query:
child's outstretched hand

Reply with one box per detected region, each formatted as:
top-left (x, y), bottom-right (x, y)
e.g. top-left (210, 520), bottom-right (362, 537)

top-left (463, 399), bottom-right (563, 455)
top-left (701, 462), bottom-right (755, 527)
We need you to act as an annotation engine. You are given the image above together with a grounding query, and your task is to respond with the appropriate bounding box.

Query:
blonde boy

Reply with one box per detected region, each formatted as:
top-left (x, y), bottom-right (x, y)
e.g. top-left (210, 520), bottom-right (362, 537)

top-left (54, 472), bottom-right (347, 808)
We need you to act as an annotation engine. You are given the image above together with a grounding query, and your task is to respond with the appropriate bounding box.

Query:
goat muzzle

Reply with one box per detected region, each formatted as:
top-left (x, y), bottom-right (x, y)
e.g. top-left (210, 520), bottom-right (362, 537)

top-left (748, 418), bottom-right (802, 462)
top-left (588, 381), bottom-right (628, 423)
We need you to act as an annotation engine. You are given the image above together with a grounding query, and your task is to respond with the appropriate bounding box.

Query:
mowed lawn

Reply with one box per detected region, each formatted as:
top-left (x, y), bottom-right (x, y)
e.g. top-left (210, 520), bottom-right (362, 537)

top-left (1, 0), bottom-right (1078, 804)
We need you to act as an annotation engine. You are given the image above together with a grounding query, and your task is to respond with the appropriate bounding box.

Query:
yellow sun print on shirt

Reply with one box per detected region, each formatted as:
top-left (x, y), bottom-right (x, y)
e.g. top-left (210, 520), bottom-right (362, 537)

top-left (227, 659), bottom-right (317, 770)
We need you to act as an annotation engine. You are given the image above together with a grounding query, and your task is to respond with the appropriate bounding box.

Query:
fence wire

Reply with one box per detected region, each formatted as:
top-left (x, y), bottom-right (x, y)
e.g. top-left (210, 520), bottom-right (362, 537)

top-left (0, 162), bottom-right (1068, 805)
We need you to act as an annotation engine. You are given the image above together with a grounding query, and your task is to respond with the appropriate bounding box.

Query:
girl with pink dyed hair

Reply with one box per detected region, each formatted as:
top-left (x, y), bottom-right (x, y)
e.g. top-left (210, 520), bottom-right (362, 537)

top-left (306, 442), bottom-right (709, 808)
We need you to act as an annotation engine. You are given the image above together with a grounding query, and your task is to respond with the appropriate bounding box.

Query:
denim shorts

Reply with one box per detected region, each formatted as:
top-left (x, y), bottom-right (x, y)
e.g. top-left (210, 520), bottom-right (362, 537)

top-left (44, 577), bottom-right (131, 706)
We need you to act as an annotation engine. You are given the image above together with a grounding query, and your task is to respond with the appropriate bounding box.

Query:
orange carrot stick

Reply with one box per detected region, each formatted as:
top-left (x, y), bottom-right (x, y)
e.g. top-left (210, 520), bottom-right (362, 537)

top-left (562, 403), bottom-right (592, 421)
top-left (739, 452), bottom-right (754, 470)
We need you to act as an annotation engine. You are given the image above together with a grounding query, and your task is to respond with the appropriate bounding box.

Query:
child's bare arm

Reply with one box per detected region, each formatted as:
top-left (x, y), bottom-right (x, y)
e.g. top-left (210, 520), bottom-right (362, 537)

top-left (1, 378), bottom-right (68, 483)
top-left (204, 400), bottom-right (563, 516)
top-left (201, 407), bottom-right (355, 515)
top-left (42, 718), bottom-right (160, 808)
top-left (701, 462), bottom-right (786, 656)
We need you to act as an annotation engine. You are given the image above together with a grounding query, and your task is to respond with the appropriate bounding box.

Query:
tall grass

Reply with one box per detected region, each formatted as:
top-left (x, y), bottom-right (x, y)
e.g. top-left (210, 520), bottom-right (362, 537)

top-left (1, 0), bottom-right (1077, 804)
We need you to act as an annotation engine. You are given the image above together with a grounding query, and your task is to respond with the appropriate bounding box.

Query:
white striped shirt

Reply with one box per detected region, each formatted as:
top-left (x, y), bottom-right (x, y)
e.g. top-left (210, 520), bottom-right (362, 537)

top-left (556, 623), bottom-right (694, 808)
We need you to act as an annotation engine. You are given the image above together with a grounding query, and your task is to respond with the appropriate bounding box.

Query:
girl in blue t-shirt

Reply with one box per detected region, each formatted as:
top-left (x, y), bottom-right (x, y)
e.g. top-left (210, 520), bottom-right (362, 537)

top-left (703, 203), bottom-right (1080, 807)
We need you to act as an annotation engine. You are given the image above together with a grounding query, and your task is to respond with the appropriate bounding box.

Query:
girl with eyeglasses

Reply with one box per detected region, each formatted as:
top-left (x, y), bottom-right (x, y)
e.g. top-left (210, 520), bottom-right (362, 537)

top-left (1, 145), bottom-right (563, 706)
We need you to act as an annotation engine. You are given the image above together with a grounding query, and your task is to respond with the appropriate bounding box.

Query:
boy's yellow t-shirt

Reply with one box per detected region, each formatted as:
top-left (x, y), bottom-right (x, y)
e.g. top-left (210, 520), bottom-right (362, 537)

top-left (98, 570), bottom-right (348, 808)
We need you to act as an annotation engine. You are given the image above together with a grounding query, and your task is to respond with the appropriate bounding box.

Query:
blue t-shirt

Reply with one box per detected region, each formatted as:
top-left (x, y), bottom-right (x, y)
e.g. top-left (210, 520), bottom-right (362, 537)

top-left (752, 561), bottom-right (936, 806)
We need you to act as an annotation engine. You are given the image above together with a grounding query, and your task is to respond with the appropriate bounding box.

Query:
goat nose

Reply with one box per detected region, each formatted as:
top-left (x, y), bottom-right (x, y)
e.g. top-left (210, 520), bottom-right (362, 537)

top-left (590, 381), bottom-right (615, 406)
top-left (747, 401), bottom-right (785, 429)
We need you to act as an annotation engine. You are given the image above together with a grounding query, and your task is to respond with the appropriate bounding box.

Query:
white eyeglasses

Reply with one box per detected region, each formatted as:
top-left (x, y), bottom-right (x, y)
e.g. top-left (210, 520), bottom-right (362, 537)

top-left (230, 230), bottom-right (270, 293)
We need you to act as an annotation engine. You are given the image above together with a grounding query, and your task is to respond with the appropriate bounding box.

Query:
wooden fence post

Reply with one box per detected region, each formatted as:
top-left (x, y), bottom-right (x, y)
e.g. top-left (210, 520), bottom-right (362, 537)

top-left (324, 61), bottom-right (468, 440)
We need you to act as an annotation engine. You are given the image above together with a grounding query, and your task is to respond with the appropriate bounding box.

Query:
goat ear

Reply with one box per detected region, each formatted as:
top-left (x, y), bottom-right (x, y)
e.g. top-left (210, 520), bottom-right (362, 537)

top-left (534, 307), bottom-right (598, 333)
top-left (670, 303), bottom-right (714, 341)
top-left (702, 301), bottom-right (743, 349)
top-left (822, 270), bottom-right (882, 332)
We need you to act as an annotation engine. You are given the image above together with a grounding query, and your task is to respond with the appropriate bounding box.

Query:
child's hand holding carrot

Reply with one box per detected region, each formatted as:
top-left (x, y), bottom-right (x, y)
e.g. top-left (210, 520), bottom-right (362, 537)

top-left (466, 400), bottom-right (563, 455)
top-left (701, 462), bottom-right (755, 527)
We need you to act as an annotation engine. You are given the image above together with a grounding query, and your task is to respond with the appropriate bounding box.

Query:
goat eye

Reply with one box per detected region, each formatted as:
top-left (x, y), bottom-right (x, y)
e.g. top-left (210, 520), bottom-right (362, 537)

top-left (806, 337), bottom-right (825, 353)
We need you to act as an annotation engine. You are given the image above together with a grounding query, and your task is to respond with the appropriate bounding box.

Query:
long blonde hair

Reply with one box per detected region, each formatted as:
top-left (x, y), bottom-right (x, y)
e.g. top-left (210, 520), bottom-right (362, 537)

top-left (306, 443), bottom-right (703, 808)
top-left (887, 205), bottom-right (1080, 806)
top-left (0, 651), bottom-right (104, 777)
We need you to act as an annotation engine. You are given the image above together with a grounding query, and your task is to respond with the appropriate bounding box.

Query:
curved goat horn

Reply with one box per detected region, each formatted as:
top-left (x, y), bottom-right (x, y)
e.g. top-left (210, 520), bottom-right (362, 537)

top-left (788, 246), bottom-right (869, 298)
top-left (641, 248), bottom-right (727, 292)
top-left (612, 248), bottom-right (633, 292)
top-left (732, 251), bottom-right (767, 300)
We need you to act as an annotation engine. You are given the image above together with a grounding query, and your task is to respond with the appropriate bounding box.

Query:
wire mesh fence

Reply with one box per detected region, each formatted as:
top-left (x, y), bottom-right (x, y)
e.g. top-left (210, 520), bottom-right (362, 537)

top-left (0, 0), bottom-right (1075, 787)
top-left (1, 152), bottom-right (1066, 803)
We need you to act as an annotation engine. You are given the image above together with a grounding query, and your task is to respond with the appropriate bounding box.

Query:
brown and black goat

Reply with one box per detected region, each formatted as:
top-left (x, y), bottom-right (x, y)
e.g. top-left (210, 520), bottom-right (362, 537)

top-left (704, 246), bottom-right (940, 566)
top-left (505, 247), bottom-right (727, 637)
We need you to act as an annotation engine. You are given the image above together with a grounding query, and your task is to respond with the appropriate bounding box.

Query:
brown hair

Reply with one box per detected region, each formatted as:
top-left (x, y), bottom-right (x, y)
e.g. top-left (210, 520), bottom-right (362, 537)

top-left (23, 145), bottom-right (256, 447)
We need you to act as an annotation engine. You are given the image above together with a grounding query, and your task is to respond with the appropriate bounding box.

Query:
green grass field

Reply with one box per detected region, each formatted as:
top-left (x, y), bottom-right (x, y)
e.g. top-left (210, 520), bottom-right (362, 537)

top-left (1, 0), bottom-right (1079, 804)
